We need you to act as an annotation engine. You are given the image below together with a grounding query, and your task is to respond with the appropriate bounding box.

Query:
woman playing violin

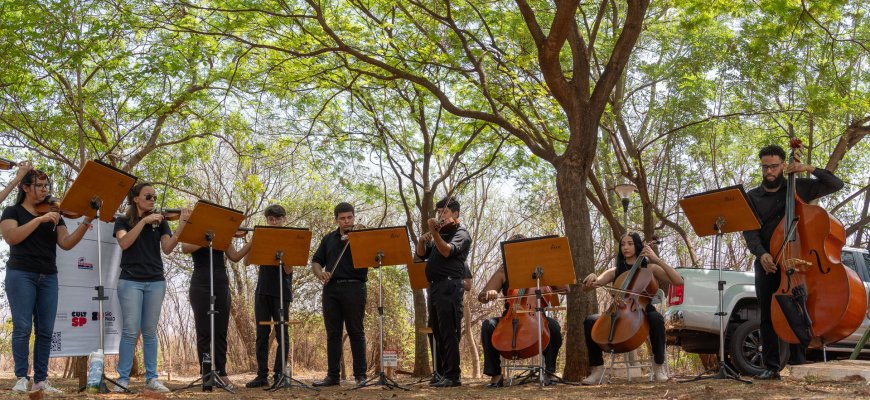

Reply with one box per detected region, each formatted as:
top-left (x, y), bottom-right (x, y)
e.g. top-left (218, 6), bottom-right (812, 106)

top-left (181, 222), bottom-right (251, 389)
top-left (111, 182), bottom-right (190, 393)
top-left (477, 234), bottom-right (567, 388)
top-left (580, 233), bottom-right (683, 385)
top-left (1, 168), bottom-right (94, 393)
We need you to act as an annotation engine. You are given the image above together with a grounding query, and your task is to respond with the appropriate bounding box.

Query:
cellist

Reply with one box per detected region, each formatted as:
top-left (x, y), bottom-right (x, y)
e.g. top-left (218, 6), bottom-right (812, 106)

top-left (580, 232), bottom-right (683, 385)
top-left (742, 144), bottom-right (843, 380)
top-left (477, 234), bottom-right (567, 388)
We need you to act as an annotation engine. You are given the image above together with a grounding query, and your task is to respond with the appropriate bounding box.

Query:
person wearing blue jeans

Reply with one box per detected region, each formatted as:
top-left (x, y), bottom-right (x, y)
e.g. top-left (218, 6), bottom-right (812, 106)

top-left (1, 168), bottom-right (93, 393)
top-left (113, 182), bottom-right (189, 393)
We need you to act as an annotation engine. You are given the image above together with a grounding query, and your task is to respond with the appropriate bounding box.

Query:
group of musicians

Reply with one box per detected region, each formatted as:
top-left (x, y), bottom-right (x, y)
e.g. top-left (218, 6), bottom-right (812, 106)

top-left (0, 142), bottom-right (845, 392)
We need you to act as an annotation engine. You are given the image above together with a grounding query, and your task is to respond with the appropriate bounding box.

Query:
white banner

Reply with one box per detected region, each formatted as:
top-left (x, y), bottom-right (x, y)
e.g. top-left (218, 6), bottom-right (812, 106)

top-left (51, 217), bottom-right (122, 357)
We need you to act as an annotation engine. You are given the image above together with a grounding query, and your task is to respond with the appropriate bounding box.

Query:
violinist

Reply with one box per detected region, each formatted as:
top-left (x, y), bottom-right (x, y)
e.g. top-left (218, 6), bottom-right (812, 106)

top-left (112, 182), bottom-right (190, 393)
top-left (742, 144), bottom-right (843, 380)
top-left (244, 204), bottom-right (293, 389)
top-left (310, 202), bottom-right (368, 387)
top-left (477, 234), bottom-right (566, 388)
top-left (415, 197), bottom-right (471, 388)
top-left (1, 169), bottom-right (94, 394)
top-left (580, 233), bottom-right (683, 385)
top-left (0, 159), bottom-right (32, 204)
top-left (181, 224), bottom-right (252, 389)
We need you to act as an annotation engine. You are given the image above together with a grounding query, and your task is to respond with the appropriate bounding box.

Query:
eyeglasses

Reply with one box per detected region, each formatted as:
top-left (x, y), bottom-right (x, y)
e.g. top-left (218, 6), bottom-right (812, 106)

top-left (761, 163), bottom-right (782, 171)
top-left (144, 194), bottom-right (158, 201)
top-left (30, 183), bottom-right (49, 189)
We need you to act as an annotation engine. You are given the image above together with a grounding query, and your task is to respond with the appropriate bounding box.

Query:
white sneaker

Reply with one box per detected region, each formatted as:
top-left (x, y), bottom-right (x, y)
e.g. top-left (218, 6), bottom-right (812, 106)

top-left (581, 365), bottom-right (606, 385)
top-left (651, 363), bottom-right (669, 382)
top-left (145, 378), bottom-right (170, 393)
top-left (112, 379), bottom-right (130, 393)
top-left (11, 377), bottom-right (29, 392)
top-left (32, 380), bottom-right (63, 394)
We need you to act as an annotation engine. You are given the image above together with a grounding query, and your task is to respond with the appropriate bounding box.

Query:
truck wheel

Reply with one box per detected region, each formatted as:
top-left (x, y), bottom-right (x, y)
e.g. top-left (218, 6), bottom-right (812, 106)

top-left (728, 319), bottom-right (767, 376)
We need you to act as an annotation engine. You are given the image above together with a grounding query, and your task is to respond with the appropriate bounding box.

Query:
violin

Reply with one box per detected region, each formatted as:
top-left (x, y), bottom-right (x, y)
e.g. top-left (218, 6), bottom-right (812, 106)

top-left (590, 240), bottom-right (661, 353)
top-left (234, 227), bottom-right (254, 238)
top-left (35, 195), bottom-right (82, 219)
top-left (436, 216), bottom-right (460, 231)
top-left (0, 158), bottom-right (19, 170)
top-left (146, 208), bottom-right (181, 221)
top-left (769, 138), bottom-right (865, 347)
top-left (491, 286), bottom-right (557, 359)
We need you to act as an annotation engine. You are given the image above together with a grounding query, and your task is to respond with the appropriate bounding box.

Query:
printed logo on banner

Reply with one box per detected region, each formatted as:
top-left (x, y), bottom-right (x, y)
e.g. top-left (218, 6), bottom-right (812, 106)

top-left (71, 311), bottom-right (88, 327)
top-left (51, 332), bottom-right (62, 352)
top-left (77, 257), bottom-right (94, 270)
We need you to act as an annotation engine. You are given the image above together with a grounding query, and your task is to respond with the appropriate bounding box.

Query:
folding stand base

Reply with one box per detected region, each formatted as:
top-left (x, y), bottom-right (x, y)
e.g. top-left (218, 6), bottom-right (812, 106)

top-left (681, 361), bottom-right (752, 384)
top-left (176, 371), bottom-right (236, 393)
top-left (411, 372), bottom-right (443, 385)
top-left (80, 374), bottom-right (134, 394)
top-left (510, 368), bottom-right (579, 387)
top-left (354, 372), bottom-right (409, 390)
top-left (268, 373), bottom-right (318, 392)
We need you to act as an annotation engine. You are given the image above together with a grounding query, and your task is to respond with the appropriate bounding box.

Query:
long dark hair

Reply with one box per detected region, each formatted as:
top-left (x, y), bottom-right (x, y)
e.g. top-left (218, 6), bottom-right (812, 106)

top-left (124, 182), bottom-right (152, 226)
top-left (14, 170), bottom-right (49, 206)
top-left (616, 232), bottom-right (644, 267)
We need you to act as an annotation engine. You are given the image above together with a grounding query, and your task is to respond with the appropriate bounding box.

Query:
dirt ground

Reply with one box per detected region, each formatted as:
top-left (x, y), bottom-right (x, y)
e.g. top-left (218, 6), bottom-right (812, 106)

top-left (1, 371), bottom-right (868, 399)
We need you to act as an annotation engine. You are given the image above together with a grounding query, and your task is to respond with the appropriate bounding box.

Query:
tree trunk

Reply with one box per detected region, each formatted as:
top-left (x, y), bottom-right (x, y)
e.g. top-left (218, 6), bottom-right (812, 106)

top-left (462, 292), bottom-right (480, 378)
top-left (411, 289), bottom-right (432, 376)
top-left (556, 155), bottom-right (598, 381)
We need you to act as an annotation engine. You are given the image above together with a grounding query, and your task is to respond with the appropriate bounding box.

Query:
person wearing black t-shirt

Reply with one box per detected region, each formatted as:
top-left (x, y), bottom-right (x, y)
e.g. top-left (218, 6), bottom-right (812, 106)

top-left (112, 182), bottom-right (190, 393)
top-left (415, 197), bottom-right (471, 388)
top-left (311, 202), bottom-right (368, 387)
top-left (1, 169), bottom-right (93, 394)
top-left (181, 234), bottom-right (252, 389)
top-left (580, 233), bottom-right (683, 385)
top-left (244, 204), bottom-right (294, 389)
top-left (477, 234), bottom-right (567, 388)
top-left (742, 144), bottom-right (844, 380)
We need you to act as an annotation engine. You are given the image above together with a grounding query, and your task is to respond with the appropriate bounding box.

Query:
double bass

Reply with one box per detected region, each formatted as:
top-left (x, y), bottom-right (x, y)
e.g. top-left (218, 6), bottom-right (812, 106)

top-left (769, 138), bottom-right (865, 346)
top-left (590, 242), bottom-right (659, 353)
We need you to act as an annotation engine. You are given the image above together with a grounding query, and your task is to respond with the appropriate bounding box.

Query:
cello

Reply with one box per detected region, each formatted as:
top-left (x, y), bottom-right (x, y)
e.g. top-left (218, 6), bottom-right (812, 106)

top-left (769, 138), bottom-right (865, 346)
top-left (491, 286), bottom-right (559, 359)
top-left (590, 241), bottom-right (659, 353)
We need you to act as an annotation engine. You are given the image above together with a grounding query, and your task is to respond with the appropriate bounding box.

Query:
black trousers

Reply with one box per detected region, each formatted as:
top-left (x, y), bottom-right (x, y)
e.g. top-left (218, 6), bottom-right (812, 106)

top-left (323, 281), bottom-right (367, 379)
top-left (254, 294), bottom-right (290, 378)
top-left (584, 309), bottom-right (666, 366)
top-left (480, 316), bottom-right (562, 377)
top-left (189, 282), bottom-right (231, 376)
top-left (754, 259), bottom-right (806, 371)
top-left (427, 279), bottom-right (464, 381)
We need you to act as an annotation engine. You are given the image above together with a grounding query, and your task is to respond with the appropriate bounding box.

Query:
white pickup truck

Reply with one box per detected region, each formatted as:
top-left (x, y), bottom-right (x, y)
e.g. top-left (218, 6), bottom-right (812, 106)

top-left (664, 247), bottom-right (870, 376)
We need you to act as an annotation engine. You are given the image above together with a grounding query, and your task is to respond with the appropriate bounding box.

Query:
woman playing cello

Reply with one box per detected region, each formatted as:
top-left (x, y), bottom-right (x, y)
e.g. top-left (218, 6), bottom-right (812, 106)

top-left (580, 232), bottom-right (683, 384)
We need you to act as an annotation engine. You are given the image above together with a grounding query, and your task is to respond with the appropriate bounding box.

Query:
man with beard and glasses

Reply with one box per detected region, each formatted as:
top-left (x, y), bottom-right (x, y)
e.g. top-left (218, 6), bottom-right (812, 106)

top-left (742, 144), bottom-right (844, 380)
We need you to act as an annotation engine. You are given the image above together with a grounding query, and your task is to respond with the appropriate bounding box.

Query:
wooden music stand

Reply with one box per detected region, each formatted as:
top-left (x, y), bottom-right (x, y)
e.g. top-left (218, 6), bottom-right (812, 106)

top-left (246, 226), bottom-right (314, 391)
top-left (59, 160), bottom-right (136, 222)
top-left (679, 185), bottom-right (759, 384)
top-left (347, 226), bottom-right (412, 391)
top-left (60, 160), bottom-right (136, 394)
top-left (348, 226), bottom-right (413, 268)
top-left (501, 235), bottom-right (576, 387)
top-left (177, 200), bottom-right (244, 251)
top-left (407, 260), bottom-right (429, 290)
top-left (175, 200), bottom-right (244, 393)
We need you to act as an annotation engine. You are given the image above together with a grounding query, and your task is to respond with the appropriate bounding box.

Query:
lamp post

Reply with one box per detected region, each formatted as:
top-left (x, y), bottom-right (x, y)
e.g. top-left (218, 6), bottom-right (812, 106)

top-left (614, 183), bottom-right (637, 233)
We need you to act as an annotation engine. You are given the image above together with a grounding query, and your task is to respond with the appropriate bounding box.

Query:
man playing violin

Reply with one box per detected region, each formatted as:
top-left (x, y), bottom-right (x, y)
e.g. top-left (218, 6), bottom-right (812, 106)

top-left (477, 234), bottom-right (566, 387)
top-left (580, 233), bottom-right (683, 385)
top-left (244, 204), bottom-right (294, 389)
top-left (310, 202), bottom-right (369, 387)
top-left (742, 144), bottom-right (843, 380)
top-left (416, 197), bottom-right (471, 387)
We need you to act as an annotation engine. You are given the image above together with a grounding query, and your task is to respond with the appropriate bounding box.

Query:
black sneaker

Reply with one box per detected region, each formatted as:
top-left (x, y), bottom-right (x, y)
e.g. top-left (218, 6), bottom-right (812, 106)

top-left (431, 378), bottom-right (461, 387)
top-left (312, 376), bottom-right (340, 387)
top-left (245, 376), bottom-right (269, 388)
top-left (754, 369), bottom-right (781, 380)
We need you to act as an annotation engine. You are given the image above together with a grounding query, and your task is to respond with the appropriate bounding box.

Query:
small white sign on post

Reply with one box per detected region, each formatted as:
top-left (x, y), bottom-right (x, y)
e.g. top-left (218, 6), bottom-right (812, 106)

top-left (382, 350), bottom-right (398, 368)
